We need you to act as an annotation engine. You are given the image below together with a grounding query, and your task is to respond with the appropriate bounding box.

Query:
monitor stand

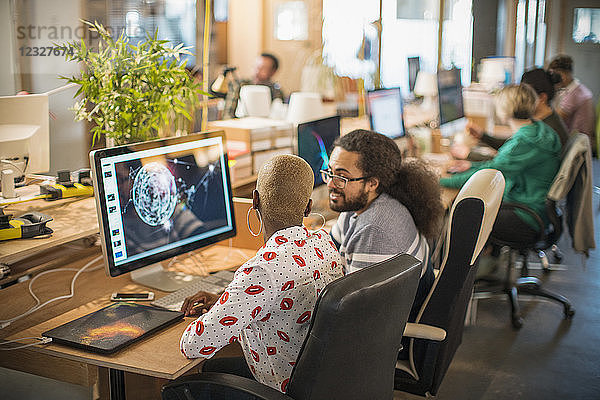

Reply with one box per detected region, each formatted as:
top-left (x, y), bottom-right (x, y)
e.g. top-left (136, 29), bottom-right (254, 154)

top-left (130, 263), bottom-right (204, 292)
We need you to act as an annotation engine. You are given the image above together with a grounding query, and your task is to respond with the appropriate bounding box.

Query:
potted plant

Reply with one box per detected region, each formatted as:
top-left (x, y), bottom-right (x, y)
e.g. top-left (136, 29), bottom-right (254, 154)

top-left (62, 20), bottom-right (201, 146)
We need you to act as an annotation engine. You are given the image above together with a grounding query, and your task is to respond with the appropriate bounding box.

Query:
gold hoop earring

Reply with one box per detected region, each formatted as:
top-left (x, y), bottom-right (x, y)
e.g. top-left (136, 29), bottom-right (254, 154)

top-left (308, 212), bottom-right (326, 231)
top-left (247, 206), bottom-right (263, 237)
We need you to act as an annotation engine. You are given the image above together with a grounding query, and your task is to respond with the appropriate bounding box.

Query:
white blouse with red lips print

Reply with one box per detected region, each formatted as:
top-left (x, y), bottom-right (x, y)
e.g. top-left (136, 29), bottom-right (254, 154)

top-left (180, 226), bottom-right (344, 393)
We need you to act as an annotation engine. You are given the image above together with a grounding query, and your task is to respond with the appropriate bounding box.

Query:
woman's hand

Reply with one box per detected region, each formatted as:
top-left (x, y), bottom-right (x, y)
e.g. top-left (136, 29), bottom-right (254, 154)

top-left (180, 291), bottom-right (220, 317)
top-left (466, 121), bottom-right (484, 139)
top-left (446, 160), bottom-right (472, 174)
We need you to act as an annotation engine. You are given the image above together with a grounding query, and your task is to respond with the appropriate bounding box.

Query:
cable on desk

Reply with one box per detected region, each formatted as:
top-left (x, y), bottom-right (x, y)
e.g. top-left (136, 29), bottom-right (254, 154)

top-left (0, 255), bottom-right (103, 329)
top-left (0, 194), bottom-right (52, 205)
top-left (0, 336), bottom-right (52, 350)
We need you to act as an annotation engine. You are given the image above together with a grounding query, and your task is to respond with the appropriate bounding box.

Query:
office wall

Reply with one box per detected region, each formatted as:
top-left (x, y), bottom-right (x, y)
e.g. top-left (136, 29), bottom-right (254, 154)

top-left (228, 0), bottom-right (263, 80)
top-left (547, 0), bottom-right (600, 104)
top-left (227, 0), bottom-right (323, 94)
top-left (13, 0), bottom-right (89, 174)
top-left (0, 0), bottom-right (17, 95)
top-left (262, 0), bottom-right (323, 94)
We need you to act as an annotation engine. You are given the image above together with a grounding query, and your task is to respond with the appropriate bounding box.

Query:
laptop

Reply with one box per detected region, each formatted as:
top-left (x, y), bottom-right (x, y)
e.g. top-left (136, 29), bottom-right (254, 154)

top-left (42, 302), bottom-right (184, 354)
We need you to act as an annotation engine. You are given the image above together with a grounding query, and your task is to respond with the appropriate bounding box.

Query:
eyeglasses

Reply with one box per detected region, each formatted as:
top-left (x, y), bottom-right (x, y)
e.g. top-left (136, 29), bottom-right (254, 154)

top-left (320, 169), bottom-right (369, 189)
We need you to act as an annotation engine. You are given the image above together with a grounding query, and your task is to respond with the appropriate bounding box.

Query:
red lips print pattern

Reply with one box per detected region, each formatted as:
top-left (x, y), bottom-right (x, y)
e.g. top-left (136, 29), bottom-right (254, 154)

top-left (179, 225), bottom-right (344, 395)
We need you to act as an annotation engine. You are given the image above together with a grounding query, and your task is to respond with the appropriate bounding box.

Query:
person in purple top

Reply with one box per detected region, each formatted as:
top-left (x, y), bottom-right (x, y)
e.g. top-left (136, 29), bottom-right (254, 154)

top-left (548, 55), bottom-right (596, 145)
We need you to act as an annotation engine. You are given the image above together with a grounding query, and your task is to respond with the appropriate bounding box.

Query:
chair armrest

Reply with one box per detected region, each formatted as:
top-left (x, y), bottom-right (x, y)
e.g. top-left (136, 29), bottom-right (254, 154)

top-left (162, 372), bottom-right (293, 400)
top-left (403, 322), bottom-right (447, 341)
top-left (500, 202), bottom-right (545, 234)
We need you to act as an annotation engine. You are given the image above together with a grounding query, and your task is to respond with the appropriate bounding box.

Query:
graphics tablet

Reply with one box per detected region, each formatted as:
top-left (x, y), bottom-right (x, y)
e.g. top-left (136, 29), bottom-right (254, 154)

top-left (42, 302), bottom-right (184, 354)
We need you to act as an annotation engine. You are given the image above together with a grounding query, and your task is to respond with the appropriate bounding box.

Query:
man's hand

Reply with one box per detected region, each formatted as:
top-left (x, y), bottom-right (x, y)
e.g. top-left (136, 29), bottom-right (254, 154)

top-left (466, 121), bottom-right (484, 139)
top-left (446, 160), bottom-right (472, 174)
top-left (180, 291), bottom-right (220, 317)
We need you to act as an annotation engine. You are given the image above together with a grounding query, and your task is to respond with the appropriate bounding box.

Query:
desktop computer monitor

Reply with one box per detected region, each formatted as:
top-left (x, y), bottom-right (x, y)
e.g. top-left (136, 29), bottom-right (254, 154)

top-left (90, 131), bottom-right (236, 292)
top-left (408, 56), bottom-right (421, 93)
top-left (366, 88), bottom-right (407, 139)
top-left (297, 115), bottom-right (341, 187)
top-left (437, 68), bottom-right (465, 136)
top-left (0, 93), bottom-right (50, 182)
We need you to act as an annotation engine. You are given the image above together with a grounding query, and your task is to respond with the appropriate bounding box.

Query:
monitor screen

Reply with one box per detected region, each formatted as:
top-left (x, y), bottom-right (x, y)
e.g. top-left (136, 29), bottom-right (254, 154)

top-left (408, 57), bottom-right (421, 93)
top-left (297, 116), bottom-right (341, 187)
top-left (90, 132), bottom-right (235, 278)
top-left (437, 68), bottom-right (465, 126)
top-left (367, 88), bottom-right (406, 139)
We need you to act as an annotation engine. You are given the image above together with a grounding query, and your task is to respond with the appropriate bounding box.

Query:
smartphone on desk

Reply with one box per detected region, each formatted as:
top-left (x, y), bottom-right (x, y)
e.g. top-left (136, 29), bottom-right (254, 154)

top-left (111, 292), bottom-right (154, 301)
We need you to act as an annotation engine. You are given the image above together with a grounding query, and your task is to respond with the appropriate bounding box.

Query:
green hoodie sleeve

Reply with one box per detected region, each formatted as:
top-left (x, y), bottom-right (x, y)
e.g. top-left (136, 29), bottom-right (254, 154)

top-left (440, 129), bottom-right (536, 188)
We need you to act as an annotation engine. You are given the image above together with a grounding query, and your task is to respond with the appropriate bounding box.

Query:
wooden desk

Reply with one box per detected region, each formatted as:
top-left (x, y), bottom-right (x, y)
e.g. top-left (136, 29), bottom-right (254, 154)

top-left (0, 196), bottom-right (99, 265)
top-left (1, 191), bottom-right (258, 399)
top-left (0, 245), bottom-right (253, 400)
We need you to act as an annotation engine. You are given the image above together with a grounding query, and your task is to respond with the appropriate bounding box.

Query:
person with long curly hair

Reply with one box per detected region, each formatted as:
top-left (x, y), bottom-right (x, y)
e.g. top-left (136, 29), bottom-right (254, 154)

top-left (326, 129), bottom-right (444, 318)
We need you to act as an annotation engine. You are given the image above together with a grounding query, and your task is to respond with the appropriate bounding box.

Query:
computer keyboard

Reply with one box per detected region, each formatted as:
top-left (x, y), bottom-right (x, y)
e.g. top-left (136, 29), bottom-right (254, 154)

top-left (151, 270), bottom-right (235, 311)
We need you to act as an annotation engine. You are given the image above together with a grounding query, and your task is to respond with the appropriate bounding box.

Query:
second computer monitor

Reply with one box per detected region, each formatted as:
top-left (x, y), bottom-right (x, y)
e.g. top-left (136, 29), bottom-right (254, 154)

top-left (437, 68), bottom-right (465, 127)
top-left (367, 87), bottom-right (407, 139)
top-left (408, 56), bottom-right (421, 93)
top-left (297, 115), bottom-right (341, 187)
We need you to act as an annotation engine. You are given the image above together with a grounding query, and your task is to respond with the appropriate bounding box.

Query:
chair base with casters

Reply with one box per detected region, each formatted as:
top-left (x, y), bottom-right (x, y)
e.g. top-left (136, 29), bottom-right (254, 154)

top-left (475, 202), bottom-right (575, 329)
top-left (475, 247), bottom-right (575, 329)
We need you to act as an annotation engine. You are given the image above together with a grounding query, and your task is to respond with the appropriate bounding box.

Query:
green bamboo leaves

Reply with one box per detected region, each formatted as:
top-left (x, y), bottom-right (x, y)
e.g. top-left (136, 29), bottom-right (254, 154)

top-left (62, 20), bottom-right (202, 146)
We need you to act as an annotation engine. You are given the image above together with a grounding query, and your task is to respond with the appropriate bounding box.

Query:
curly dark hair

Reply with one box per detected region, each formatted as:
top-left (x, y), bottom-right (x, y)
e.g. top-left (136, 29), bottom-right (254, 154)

top-left (333, 130), bottom-right (444, 239)
top-left (548, 55), bottom-right (573, 72)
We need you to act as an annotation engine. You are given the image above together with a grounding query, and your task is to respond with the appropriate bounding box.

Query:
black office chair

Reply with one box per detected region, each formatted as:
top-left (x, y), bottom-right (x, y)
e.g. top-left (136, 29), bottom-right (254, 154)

top-left (476, 134), bottom-right (593, 329)
top-left (394, 169), bottom-right (505, 397)
top-left (162, 253), bottom-right (422, 400)
top-left (481, 202), bottom-right (574, 329)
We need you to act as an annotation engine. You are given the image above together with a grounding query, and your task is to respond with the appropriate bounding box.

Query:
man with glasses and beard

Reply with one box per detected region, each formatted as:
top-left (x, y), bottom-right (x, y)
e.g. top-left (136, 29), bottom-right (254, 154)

top-left (325, 129), bottom-right (444, 319)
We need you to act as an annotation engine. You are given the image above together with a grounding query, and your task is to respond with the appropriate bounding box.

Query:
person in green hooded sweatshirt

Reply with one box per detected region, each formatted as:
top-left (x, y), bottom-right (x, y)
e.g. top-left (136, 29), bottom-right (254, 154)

top-left (441, 83), bottom-right (561, 245)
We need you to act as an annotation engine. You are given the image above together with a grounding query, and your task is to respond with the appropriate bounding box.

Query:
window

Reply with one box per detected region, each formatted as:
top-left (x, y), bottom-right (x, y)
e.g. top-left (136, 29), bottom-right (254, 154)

top-left (440, 0), bottom-right (473, 85)
top-left (573, 8), bottom-right (600, 44)
top-left (275, 1), bottom-right (309, 41)
top-left (514, 0), bottom-right (547, 80)
top-left (382, 0), bottom-right (440, 90)
top-left (322, 0), bottom-right (472, 94)
top-left (322, 0), bottom-right (380, 86)
top-left (105, 0), bottom-right (197, 65)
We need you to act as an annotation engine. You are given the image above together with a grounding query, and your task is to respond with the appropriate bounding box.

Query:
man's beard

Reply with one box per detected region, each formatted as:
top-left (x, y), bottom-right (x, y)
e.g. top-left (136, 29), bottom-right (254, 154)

top-left (328, 188), bottom-right (369, 212)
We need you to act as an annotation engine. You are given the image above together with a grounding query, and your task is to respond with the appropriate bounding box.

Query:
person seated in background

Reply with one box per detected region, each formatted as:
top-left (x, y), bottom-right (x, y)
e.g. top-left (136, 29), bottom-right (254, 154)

top-left (442, 84), bottom-right (561, 249)
top-left (180, 155), bottom-right (344, 394)
top-left (327, 129), bottom-right (444, 319)
top-left (452, 67), bottom-right (569, 160)
top-left (223, 53), bottom-right (285, 118)
top-left (548, 54), bottom-right (595, 143)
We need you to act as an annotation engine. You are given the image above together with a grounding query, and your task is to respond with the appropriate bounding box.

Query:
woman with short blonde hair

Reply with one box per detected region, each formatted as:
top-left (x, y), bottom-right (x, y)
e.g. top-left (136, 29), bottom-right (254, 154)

top-left (442, 83), bottom-right (562, 245)
top-left (179, 155), bottom-right (344, 395)
top-left (495, 83), bottom-right (538, 121)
